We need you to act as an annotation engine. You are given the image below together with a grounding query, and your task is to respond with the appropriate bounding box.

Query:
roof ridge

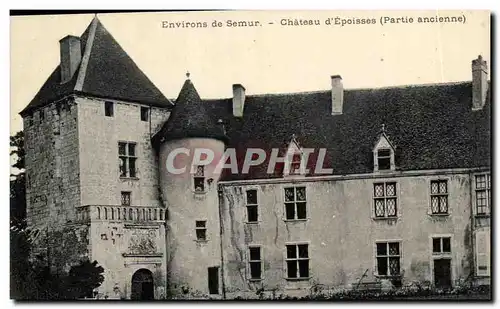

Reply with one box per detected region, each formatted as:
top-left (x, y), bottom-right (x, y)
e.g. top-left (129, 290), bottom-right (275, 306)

top-left (78, 17), bottom-right (173, 107)
top-left (346, 80), bottom-right (472, 91)
top-left (201, 80), bottom-right (473, 102)
top-left (74, 16), bottom-right (98, 91)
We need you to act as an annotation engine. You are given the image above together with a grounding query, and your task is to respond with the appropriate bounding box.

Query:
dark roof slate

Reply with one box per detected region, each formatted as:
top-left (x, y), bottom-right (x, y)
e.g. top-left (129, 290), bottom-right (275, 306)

top-left (152, 79), bottom-right (227, 147)
top-left (197, 82), bottom-right (491, 181)
top-left (20, 17), bottom-right (172, 116)
top-left (80, 19), bottom-right (172, 107)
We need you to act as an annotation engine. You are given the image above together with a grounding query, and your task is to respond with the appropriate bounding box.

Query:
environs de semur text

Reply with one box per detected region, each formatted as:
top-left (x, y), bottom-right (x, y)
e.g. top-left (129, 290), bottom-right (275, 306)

top-left (161, 15), bottom-right (467, 29)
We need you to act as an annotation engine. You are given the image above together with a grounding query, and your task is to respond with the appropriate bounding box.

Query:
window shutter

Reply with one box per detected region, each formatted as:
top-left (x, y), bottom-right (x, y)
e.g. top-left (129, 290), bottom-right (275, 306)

top-left (476, 231), bottom-right (490, 276)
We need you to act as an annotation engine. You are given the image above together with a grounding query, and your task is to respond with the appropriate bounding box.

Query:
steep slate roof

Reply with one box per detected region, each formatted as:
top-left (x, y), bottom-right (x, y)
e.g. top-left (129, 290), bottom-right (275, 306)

top-left (20, 17), bottom-right (172, 116)
top-left (152, 78), bottom-right (227, 147)
top-left (195, 82), bottom-right (491, 181)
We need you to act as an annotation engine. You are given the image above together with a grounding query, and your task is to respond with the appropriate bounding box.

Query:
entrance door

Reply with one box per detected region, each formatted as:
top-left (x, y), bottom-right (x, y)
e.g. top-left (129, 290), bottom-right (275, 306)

top-left (131, 269), bottom-right (154, 300)
top-left (208, 267), bottom-right (219, 295)
top-left (434, 259), bottom-right (452, 289)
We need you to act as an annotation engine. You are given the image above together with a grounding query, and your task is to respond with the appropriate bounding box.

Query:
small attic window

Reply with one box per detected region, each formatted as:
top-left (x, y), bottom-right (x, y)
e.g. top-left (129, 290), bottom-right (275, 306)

top-left (377, 149), bottom-right (392, 170)
top-left (373, 125), bottom-right (396, 172)
top-left (140, 106), bottom-right (149, 122)
top-left (105, 101), bottom-right (114, 117)
top-left (290, 153), bottom-right (302, 175)
top-left (284, 135), bottom-right (306, 177)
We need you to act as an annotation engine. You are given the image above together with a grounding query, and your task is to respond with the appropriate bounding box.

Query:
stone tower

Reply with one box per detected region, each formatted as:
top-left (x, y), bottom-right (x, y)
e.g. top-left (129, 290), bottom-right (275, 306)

top-left (20, 17), bottom-right (173, 299)
top-left (152, 76), bottom-right (227, 297)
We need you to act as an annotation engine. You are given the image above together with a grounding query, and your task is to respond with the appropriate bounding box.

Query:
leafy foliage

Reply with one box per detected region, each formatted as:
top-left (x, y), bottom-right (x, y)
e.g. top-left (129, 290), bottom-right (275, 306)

top-left (10, 131), bottom-right (26, 227)
top-left (10, 131), bottom-right (105, 300)
top-left (10, 131), bottom-right (29, 299)
top-left (64, 259), bottom-right (105, 299)
top-left (10, 131), bottom-right (25, 171)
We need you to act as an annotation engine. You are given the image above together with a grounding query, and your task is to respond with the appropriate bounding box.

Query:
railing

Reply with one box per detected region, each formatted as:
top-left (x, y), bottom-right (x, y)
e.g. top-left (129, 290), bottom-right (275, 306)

top-left (76, 205), bottom-right (166, 223)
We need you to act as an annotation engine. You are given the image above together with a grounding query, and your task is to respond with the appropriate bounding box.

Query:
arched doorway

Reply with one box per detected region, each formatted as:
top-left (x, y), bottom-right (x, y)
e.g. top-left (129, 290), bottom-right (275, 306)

top-left (131, 269), bottom-right (154, 300)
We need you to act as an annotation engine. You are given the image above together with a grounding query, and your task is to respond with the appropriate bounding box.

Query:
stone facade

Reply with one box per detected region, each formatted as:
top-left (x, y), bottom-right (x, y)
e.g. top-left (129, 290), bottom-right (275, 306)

top-left (76, 97), bottom-right (170, 299)
top-left (21, 17), bottom-right (490, 299)
top-left (219, 169), bottom-right (489, 298)
top-left (24, 95), bottom-right (171, 299)
top-left (158, 137), bottom-right (225, 298)
top-left (23, 94), bottom-right (491, 299)
top-left (24, 97), bottom-right (88, 270)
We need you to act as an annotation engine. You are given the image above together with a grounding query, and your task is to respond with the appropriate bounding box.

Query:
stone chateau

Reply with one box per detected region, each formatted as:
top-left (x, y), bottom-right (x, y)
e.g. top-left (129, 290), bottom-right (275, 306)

top-left (21, 17), bottom-right (491, 299)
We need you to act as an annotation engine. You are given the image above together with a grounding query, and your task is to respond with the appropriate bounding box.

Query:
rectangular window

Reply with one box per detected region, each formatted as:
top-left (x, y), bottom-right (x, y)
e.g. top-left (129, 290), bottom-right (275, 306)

top-left (286, 243), bottom-right (309, 279)
top-left (121, 191), bottom-right (131, 206)
top-left (195, 220), bottom-right (207, 241)
top-left (432, 237), bottom-right (451, 254)
top-left (430, 180), bottom-right (448, 214)
top-left (140, 106), bottom-right (149, 122)
top-left (248, 246), bottom-right (262, 280)
top-left (105, 101), bottom-right (114, 117)
top-left (193, 165), bottom-right (205, 193)
top-left (376, 242), bottom-right (400, 276)
top-left (377, 149), bottom-right (391, 170)
top-left (118, 142), bottom-right (137, 178)
top-left (246, 189), bottom-right (259, 223)
top-left (284, 187), bottom-right (307, 220)
top-left (475, 174), bottom-right (491, 215)
top-left (373, 182), bottom-right (397, 218)
top-left (290, 153), bottom-right (302, 175)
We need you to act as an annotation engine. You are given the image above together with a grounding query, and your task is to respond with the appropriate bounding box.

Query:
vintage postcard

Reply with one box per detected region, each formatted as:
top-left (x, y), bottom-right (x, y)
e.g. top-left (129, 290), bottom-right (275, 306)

top-left (10, 10), bottom-right (491, 301)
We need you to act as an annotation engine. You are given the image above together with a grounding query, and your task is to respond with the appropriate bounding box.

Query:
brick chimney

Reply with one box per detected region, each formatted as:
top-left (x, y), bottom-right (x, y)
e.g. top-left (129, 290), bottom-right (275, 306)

top-left (59, 35), bottom-right (82, 84)
top-left (472, 55), bottom-right (488, 110)
top-left (331, 75), bottom-right (344, 115)
top-left (232, 84), bottom-right (246, 118)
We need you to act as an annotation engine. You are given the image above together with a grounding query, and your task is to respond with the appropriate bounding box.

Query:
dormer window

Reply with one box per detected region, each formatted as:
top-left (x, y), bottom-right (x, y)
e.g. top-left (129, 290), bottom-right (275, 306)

top-left (290, 154), bottom-right (302, 175)
top-left (284, 135), bottom-right (307, 177)
top-left (377, 149), bottom-right (392, 170)
top-left (373, 124), bottom-right (396, 172)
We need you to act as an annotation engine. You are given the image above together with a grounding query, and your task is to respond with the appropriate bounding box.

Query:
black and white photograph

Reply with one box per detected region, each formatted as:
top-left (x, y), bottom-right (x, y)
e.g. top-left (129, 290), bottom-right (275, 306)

top-left (9, 10), bottom-right (491, 301)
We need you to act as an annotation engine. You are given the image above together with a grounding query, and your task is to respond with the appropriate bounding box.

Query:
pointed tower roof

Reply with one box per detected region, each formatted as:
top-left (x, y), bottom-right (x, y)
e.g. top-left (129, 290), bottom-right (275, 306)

top-left (20, 16), bottom-right (172, 116)
top-left (152, 76), bottom-right (227, 148)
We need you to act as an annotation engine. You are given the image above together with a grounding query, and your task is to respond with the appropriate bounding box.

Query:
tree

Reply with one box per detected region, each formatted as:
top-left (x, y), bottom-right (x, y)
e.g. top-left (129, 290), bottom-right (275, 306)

top-left (10, 131), bottom-right (29, 299)
top-left (10, 130), bottom-right (26, 227)
top-left (64, 259), bottom-right (105, 299)
top-left (10, 227), bottom-right (35, 299)
top-left (10, 131), bottom-right (25, 171)
top-left (10, 131), bottom-right (105, 300)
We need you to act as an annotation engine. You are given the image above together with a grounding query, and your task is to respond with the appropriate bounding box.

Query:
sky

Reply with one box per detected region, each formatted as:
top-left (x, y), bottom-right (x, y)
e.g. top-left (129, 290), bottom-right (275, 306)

top-left (10, 10), bottom-right (490, 134)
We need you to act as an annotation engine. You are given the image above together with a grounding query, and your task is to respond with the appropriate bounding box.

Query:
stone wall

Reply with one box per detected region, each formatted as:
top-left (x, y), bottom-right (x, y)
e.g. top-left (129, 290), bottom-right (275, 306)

top-left (23, 95), bottom-right (171, 297)
top-left (158, 137), bottom-right (225, 297)
top-left (75, 96), bottom-right (170, 298)
top-left (24, 96), bottom-right (83, 267)
top-left (76, 96), bottom-right (170, 207)
top-left (220, 170), bottom-right (479, 297)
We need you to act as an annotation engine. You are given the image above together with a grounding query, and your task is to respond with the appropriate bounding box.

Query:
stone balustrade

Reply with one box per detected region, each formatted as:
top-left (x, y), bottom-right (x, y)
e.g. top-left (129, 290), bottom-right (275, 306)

top-left (76, 205), bottom-right (166, 223)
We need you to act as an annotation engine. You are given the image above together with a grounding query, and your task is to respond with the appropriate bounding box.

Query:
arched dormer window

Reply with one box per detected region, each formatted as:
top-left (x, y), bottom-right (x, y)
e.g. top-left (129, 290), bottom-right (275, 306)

top-left (373, 124), bottom-right (396, 172)
top-left (284, 135), bottom-right (307, 177)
